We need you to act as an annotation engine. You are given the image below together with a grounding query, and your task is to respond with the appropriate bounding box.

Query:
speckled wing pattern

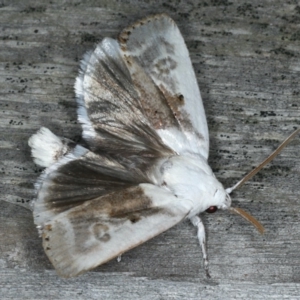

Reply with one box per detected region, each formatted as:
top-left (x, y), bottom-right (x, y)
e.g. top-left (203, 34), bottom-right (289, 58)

top-left (32, 14), bottom-right (206, 277)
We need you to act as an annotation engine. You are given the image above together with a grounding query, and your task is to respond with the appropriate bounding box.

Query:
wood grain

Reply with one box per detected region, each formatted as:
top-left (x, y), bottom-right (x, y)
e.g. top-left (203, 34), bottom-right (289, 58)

top-left (1, 0), bottom-right (300, 298)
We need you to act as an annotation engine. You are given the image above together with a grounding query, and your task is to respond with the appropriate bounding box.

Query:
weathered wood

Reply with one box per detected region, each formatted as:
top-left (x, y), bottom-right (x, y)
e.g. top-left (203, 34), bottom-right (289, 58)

top-left (1, 0), bottom-right (300, 298)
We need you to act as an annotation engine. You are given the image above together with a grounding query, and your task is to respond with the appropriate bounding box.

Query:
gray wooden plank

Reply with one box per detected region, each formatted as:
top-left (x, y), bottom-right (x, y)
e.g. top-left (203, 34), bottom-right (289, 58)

top-left (1, 0), bottom-right (300, 298)
top-left (1, 270), bottom-right (300, 299)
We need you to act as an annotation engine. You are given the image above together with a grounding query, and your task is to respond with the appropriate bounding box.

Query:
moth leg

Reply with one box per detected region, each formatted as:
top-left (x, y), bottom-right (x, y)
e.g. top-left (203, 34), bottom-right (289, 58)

top-left (117, 255), bottom-right (122, 263)
top-left (190, 215), bottom-right (210, 278)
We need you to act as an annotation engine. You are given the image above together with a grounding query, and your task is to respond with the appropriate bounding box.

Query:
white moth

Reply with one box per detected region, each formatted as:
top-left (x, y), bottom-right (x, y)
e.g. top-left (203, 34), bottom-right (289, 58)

top-left (28, 14), bottom-right (299, 278)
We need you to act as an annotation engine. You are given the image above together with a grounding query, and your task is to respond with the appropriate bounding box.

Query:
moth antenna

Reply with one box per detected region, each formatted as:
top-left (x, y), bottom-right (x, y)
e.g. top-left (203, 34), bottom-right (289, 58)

top-left (230, 207), bottom-right (265, 234)
top-left (226, 128), bottom-right (300, 194)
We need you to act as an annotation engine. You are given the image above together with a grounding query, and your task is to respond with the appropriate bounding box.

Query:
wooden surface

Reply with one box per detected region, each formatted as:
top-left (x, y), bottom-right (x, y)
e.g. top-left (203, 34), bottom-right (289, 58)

top-left (1, 0), bottom-right (300, 299)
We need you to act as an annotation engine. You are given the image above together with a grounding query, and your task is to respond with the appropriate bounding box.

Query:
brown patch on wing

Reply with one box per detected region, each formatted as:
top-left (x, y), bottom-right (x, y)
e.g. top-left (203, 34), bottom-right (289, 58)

top-left (35, 149), bottom-right (165, 224)
top-left (159, 85), bottom-right (204, 141)
top-left (159, 85), bottom-right (183, 117)
top-left (118, 15), bottom-right (182, 132)
top-left (44, 224), bottom-right (52, 231)
top-left (56, 186), bottom-right (166, 255)
top-left (67, 186), bottom-right (152, 220)
top-left (41, 186), bottom-right (161, 266)
top-left (40, 183), bottom-right (190, 278)
top-left (123, 57), bottom-right (180, 130)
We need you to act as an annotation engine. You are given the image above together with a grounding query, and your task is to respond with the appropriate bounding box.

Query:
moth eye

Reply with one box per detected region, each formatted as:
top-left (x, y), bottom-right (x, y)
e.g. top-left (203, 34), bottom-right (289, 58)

top-left (206, 206), bottom-right (218, 213)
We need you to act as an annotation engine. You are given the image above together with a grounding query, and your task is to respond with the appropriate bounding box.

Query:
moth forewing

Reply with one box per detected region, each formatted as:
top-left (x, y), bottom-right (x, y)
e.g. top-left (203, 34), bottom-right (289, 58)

top-left (119, 14), bottom-right (210, 158)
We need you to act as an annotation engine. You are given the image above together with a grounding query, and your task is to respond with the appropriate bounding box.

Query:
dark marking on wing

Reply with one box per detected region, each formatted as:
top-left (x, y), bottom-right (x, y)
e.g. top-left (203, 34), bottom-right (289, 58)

top-left (118, 13), bottom-right (174, 46)
top-left (54, 138), bottom-right (76, 162)
top-left (37, 151), bottom-right (159, 218)
top-left (159, 85), bottom-right (204, 141)
top-left (40, 182), bottom-right (190, 278)
top-left (45, 186), bottom-right (165, 254)
top-left (152, 56), bottom-right (177, 76)
top-left (92, 223), bottom-right (110, 241)
top-left (177, 94), bottom-right (185, 105)
top-left (99, 234), bottom-right (111, 242)
top-left (124, 58), bottom-right (181, 131)
top-left (68, 186), bottom-right (152, 219)
top-left (44, 224), bottom-right (52, 231)
top-left (129, 215), bottom-right (140, 223)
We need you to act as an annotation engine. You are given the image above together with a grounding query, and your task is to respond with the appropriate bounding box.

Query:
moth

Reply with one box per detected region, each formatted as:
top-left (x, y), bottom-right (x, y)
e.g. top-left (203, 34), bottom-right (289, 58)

top-left (28, 14), bottom-right (299, 278)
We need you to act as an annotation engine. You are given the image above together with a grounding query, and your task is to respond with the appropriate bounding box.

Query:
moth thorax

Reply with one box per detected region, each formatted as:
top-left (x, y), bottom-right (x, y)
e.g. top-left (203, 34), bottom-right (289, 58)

top-left (154, 155), bottom-right (228, 214)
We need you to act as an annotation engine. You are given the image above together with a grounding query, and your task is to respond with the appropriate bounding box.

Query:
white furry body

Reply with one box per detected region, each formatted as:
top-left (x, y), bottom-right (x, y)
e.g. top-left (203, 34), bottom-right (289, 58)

top-left (151, 155), bottom-right (229, 218)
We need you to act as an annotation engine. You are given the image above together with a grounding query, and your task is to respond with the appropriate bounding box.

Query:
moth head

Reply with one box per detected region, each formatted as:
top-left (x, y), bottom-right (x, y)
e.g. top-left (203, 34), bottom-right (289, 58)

top-left (205, 189), bottom-right (231, 214)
